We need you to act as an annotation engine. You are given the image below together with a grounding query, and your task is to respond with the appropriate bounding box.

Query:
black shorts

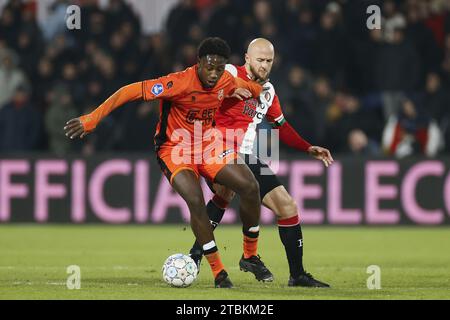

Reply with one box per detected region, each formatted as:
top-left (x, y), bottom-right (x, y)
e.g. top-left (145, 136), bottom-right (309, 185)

top-left (209, 153), bottom-right (282, 199)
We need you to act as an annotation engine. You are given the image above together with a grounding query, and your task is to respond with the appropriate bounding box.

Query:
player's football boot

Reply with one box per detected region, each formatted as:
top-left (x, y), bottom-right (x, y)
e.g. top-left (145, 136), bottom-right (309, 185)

top-left (239, 255), bottom-right (274, 282)
top-left (188, 251), bottom-right (203, 275)
top-left (288, 272), bottom-right (330, 288)
top-left (214, 270), bottom-right (233, 288)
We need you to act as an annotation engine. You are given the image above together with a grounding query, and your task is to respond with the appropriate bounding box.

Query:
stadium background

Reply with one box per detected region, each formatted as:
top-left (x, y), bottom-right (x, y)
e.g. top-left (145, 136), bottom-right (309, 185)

top-left (0, 0), bottom-right (449, 225)
top-left (1, 0), bottom-right (450, 301)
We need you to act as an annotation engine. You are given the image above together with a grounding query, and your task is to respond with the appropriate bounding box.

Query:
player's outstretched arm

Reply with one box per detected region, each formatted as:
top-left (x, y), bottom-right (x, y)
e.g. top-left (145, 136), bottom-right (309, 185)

top-left (266, 93), bottom-right (334, 167)
top-left (269, 115), bottom-right (334, 167)
top-left (277, 121), bottom-right (334, 167)
top-left (63, 82), bottom-right (143, 139)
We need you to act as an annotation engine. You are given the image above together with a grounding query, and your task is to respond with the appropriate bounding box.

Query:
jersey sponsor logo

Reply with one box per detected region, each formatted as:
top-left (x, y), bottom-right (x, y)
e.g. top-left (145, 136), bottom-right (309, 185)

top-left (186, 109), bottom-right (200, 123)
top-left (186, 108), bottom-right (216, 125)
top-left (242, 104), bottom-right (265, 120)
top-left (264, 91), bottom-right (271, 103)
top-left (245, 98), bottom-right (258, 109)
top-left (151, 83), bottom-right (164, 96)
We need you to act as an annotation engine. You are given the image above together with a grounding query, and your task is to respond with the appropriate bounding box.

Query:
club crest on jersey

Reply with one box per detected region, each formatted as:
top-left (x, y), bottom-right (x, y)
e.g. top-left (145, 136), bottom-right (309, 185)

top-left (151, 83), bottom-right (164, 96)
top-left (218, 89), bottom-right (224, 101)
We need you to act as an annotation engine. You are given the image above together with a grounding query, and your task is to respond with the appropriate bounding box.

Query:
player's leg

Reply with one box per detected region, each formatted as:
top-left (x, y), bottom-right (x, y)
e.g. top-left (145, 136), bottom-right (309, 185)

top-left (262, 185), bottom-right (330, 288)
top-left (244, 154), bottom-right (329, 287)
top-left (212, 163), bottom-right (274, 282)
top-left (170, 169), bottom-right (233, 288)
top-left (208, 183), bottom-right (236, 227)
top-left (262, 185), bottom-right (303, 274)
top-left (157, 149), bottom-right (232, 288)
top-left (189, 183), bottom-right (235, 263)
top-left (171, 170), bottom-right (214, 246)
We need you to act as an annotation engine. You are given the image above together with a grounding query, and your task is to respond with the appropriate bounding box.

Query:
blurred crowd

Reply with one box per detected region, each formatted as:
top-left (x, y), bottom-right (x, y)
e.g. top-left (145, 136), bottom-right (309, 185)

top-left (0, 0), bottom-right (450, 157)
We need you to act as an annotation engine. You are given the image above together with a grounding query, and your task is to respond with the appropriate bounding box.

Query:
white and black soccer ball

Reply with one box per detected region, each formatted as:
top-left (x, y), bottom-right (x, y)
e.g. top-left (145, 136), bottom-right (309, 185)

top-left (162, 253), bottom-right (198, 287)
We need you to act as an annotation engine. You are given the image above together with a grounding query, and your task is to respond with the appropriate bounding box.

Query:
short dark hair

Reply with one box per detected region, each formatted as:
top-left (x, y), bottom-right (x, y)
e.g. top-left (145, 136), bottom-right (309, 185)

top-left (197, 37), bottom-right (231, 60)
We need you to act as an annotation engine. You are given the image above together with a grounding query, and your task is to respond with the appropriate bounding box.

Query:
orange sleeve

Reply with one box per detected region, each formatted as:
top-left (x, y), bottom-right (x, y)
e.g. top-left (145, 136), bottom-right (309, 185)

top-left (234, 77), bottom-right (262, 98)
top-left (142, 72), bottom-right (188, 101)
top-left (80, 71), bottom-right (189, 131)
top-left (80, 82), bottom-right (143, 132)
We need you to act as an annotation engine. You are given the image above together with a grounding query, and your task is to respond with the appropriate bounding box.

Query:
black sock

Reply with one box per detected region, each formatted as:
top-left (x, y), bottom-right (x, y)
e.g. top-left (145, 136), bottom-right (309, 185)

top-left (189, 200), bottom-right (226, 256)
top-left (278, 223), bottom-right (305, 278)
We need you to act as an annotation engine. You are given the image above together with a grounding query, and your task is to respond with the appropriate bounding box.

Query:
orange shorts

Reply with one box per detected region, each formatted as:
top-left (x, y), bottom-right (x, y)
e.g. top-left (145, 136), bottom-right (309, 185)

top-left (157, 139), bottom-right (238, 185)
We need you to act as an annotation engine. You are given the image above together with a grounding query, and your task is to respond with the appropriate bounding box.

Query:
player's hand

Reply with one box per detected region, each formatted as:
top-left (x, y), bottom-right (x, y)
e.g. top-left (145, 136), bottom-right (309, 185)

top-left (308, 146), bottom-right (334, 167)
top-left (64, 118), bottom-right (89, 139)
top-left (229, 88), bottom-right (252, 100)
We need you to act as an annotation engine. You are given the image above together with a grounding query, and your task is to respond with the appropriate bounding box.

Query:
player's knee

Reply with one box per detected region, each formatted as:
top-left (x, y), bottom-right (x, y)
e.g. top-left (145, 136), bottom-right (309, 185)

top-left (277, 197), bottom-right (298, 219)
top-left (215, 186), bottom-right (236, 203)
top-left (217, 191), bottom-right (235, 204)
top-left (240, 178), bottom-right (260, 199)
top-left (284, 197), bottom-right (299, 217)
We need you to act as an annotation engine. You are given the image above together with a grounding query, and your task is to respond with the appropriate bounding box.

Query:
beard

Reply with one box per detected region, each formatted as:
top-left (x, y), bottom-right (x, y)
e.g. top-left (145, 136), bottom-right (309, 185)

top-left (249, 64), bottom-right (270, 82)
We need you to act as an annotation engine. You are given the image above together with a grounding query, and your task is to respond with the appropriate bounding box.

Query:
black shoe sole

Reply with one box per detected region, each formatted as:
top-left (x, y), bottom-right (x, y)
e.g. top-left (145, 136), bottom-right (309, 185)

top-left (215, 283), bottom-right (233, 288)
top-left (239, 263), bottom-right (274, 282)
top-left (288, 283), bottom-right (330, 288)
top-left (214, 270), bottom-right (234, 288)
top-left (215, 279), bottom-right (234, 288)
top-left (288, 280), bottom-right (330, 288)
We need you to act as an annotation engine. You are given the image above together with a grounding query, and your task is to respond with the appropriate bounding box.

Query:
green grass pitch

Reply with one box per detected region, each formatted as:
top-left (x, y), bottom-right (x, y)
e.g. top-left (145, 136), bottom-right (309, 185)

top-left (0, 225), bottom-right (449, 300)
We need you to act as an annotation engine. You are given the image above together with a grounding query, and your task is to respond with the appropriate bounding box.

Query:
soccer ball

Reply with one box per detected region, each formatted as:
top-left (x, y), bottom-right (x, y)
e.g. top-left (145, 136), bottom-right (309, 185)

top-left (162, 253), bottom-right (198, 287)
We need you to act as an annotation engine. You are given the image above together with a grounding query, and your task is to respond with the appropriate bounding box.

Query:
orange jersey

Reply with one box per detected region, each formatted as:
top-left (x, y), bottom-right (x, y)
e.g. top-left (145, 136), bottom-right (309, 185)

top-left (80, 65), bottom-right (262, 152)
top-left (145, 66), bottom-right (261, 151)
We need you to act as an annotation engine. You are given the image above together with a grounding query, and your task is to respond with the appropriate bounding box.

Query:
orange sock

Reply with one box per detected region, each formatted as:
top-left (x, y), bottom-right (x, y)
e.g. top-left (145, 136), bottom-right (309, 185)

top-left (243, 235), bottom-right (258, 259)
top-left (205, 251), bottom-right (225, 278)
